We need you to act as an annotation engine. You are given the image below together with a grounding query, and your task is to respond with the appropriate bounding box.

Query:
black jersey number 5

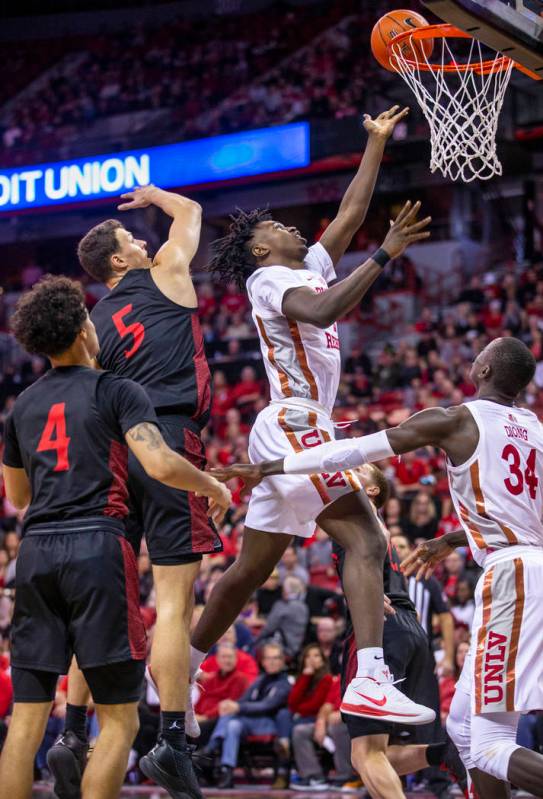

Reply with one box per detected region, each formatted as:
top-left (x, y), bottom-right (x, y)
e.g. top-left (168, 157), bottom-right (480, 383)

top-left (112, 304), bottom-right (145, 359)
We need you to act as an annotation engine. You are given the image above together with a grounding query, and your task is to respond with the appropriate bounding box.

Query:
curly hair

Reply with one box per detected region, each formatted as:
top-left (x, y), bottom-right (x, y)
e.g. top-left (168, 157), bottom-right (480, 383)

top-left (77, 219), bottom-right (123, 283)
top-left (11, 275), bottom-right (87, 357)
top-left (208, 208), bottom-right (272, 288)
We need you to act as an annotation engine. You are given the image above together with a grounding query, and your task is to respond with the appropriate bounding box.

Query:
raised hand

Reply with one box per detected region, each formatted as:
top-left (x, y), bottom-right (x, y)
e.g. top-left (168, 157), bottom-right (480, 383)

top-left (210, 463), bottom-right (265, 494)
top-left (118, 184), bottom-right (158, 211)
top-left (363, 105), bottom-right (409, 140)
top-left (400, 537), bottom-right (454, 581)
top-left (381, 200), bottom-right (431, 259)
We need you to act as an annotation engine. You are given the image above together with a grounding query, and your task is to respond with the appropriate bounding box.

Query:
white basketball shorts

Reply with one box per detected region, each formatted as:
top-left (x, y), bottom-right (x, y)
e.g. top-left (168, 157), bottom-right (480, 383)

top-left (470, 546), bottom-right (543, 715)
top-left (245, 400), bottom-right (361, 537)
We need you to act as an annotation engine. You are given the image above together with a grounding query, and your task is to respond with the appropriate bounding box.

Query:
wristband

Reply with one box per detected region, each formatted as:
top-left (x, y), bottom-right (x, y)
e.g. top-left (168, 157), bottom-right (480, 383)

top-left (372, 248), bottom-right (391, 268)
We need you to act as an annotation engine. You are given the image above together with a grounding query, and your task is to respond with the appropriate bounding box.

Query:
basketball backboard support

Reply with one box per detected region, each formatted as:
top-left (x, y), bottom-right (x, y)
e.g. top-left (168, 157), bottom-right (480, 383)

top-left (422, 0), bottom-right (543, 77)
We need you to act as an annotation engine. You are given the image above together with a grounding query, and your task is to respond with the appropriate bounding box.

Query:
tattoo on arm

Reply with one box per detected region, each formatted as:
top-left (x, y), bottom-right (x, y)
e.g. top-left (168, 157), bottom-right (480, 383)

top-left (127, 423), bottom-right (164, 451)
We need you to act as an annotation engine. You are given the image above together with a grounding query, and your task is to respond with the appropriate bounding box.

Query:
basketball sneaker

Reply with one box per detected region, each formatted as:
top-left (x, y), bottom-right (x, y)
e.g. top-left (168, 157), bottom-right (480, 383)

top-left (145, 665), bottom-right (201, 738)
top-left (340, 672), bottom-right (436, 725)
top-left (139, 738), bottom-right (203, 799)
top-left (46, 730), bottom-right (89, 799)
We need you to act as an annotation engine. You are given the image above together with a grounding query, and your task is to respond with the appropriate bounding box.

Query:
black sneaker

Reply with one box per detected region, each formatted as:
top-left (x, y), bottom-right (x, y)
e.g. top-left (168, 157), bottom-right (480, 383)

top-left (441, 734), bottom-right (468, 794)
top-left (46, 731), bottom-right (89, 799)
top-left (216, 765), bottom-right (234, 790)
top-left (291, 777), bottom-right (329, 791)
top-left (139, 737), bottom-right (204, 799)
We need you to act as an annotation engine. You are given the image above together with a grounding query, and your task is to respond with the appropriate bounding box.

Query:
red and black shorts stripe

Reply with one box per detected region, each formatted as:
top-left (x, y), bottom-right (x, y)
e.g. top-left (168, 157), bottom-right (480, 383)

top-left (11, 518), bottom-right (146, 676)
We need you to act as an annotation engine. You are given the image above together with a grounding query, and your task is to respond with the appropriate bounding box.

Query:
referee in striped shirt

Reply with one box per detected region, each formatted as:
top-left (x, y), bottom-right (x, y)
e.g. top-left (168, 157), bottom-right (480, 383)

top-left (391, 534), bottom-right (455, 678)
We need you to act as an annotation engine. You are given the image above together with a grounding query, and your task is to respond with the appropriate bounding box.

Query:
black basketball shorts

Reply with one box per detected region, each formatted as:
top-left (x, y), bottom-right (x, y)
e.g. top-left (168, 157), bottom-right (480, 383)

top-left (126, 414), bottom-right (223, 565)
top-left (11, 517), bottom-right (146, 703)
top-left (341, 607), bottom-right (439, 740)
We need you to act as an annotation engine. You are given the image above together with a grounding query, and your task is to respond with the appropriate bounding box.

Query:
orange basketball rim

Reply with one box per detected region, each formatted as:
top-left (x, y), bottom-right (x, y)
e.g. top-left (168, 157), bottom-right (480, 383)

top-left (387, 22), bottom-right (541, 79)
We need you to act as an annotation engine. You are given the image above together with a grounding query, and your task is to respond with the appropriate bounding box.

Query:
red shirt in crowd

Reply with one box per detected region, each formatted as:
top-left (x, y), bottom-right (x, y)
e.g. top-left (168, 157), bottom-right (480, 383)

top-left (323, 675), bottom-right (341, 710)
top-left (211, 386), bottom-right (235, 417)
top-left (393, 458), bottom-right (428, 486)
top-left (201, 650), bottom-right (259, 683)
top-left (195, 669), bottom-right (250, 719)
top-left (0, 669), bottom-right (13, 718)
top-left (288, 672), bottom-right (334, 717)
top-left (230, 379), bottom-right (262, 408)
top-left (223, 291), bottom-right (247, 315)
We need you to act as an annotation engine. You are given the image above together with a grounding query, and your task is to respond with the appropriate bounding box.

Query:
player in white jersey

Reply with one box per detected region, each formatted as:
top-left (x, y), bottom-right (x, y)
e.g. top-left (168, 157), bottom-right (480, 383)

top-left (189, 105), bottom-right (435, 729)
top-left (216, 337), bottom-right (543, 799)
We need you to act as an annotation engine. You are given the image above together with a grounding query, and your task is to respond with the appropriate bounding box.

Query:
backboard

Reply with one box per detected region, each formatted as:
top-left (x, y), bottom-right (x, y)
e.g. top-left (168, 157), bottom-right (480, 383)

top-left (422, 0), bottom-right (543, 77)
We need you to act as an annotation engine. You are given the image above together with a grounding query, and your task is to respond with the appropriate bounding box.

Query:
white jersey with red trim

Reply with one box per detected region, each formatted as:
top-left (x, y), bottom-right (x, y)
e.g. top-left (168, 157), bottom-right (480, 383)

top-left (247, 242), bottom-right (340, 416)
top-left (447, 399), bottom-right (543, 567)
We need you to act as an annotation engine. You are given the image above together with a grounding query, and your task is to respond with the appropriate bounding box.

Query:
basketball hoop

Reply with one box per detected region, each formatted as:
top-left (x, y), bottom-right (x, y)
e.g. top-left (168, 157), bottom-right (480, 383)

top-left (387, 24), bottom-right (515, 182)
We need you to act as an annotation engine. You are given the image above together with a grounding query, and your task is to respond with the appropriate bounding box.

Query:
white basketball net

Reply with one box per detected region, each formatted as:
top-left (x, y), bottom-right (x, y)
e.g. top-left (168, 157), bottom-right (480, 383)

top-left (390, 35), bottom-right (514, 182)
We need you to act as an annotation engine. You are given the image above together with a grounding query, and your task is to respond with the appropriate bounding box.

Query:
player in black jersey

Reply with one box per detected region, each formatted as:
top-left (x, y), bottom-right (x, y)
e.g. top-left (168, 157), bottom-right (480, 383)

top-left (335, 465), bottom-right (465, 799)
top-left (56, 185), bottom-right (217, 795)
top-left (0, 277), bottom-right (230, 799)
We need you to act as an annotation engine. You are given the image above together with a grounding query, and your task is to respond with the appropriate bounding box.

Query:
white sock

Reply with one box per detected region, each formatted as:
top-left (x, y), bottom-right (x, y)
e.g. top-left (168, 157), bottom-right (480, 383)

top-left (190, 645), bottom-right (207, 679)
top-left (356, 647), bottom-right (385, 678)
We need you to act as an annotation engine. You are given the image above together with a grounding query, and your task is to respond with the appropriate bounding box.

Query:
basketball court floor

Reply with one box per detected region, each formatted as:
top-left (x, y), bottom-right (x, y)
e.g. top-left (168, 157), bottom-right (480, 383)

top-left (30, 788), bottom-right (447, 799)
top-left (31, 786), bottom-right (541, 798)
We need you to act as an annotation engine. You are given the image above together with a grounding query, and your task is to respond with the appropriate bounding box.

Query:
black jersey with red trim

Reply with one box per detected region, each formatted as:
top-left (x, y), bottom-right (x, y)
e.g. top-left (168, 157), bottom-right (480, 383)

top-left (2, 366), bottom-right (158, 533)
top-left (332, 538), bottom-right (415, 614)
top-left (90, 269), bottom-right (211, 425)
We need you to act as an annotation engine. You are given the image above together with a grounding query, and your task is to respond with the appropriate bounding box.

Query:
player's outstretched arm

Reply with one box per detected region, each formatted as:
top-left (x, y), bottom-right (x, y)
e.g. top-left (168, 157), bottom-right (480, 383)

top-left (235, 406), bottom-right (465, 480)
top-left (281, 200), bottom-right (430, 329)
top-left (125, 422), bottom-right (231, 524)
top-left (2, 465), bottom-right (31, 509)
top-left (319, 105), bottom-right (409, 265)
top-left (118, 184), bottom-right (202, 283)
top-left (212, 406), bottom-right (471, 492)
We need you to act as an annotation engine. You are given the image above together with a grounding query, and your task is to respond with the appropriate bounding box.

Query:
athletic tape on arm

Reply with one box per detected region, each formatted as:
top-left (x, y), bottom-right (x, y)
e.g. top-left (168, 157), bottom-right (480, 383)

top-left (283, 430), bottom-right (394, 474)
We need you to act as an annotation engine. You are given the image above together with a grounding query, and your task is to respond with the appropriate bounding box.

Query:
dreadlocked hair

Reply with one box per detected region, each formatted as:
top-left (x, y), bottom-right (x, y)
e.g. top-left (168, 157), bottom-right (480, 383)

top-left (208, 208), bottom-right (272, 289)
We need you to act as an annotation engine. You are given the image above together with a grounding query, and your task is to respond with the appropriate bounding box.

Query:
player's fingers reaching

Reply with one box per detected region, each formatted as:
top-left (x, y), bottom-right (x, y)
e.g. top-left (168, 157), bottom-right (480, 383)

top-left (209, 467), bottom-right (234, 483)
top-left (408, 231), bottom-right (431, 244)
top-left (399, 550), bottom-right (419, 577)
top-left (389, 106), bottom-right (409, 122)
top-left (380, 104), bottom-right (400, 119)
top-left (393, 200), bottom-right (412, 226)
top-left (384, 594), bottom-right (396, 616)
top-left (405, 215), bottom-right (432, 234)
top-left (421, 563), bottom-right (437, 580)
top-left (399, 200), bottom-right (422, 227)
top-left (117, 191), bottom-right (138, 210)
top-left (210, 463), bottom-right (264, 490)
top-left (208, 499), bottom-right (226, 526)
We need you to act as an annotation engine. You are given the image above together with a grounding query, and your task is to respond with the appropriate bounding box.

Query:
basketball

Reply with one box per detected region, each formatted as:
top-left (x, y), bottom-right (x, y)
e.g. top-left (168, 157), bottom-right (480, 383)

top-left (371, 9), bottom-right (434, 72)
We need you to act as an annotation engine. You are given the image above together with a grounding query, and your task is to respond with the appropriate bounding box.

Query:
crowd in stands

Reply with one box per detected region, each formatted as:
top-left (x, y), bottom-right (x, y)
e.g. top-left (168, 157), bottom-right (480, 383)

top-left (0, 246), bottom-right (543, 791)
top-left (0, 0), bottom-right (368, 166)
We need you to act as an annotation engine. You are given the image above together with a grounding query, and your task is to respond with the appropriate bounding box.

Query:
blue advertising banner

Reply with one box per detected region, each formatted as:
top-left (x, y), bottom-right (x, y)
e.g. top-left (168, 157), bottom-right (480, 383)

top-left (0, 123), bottom-right (310, 213)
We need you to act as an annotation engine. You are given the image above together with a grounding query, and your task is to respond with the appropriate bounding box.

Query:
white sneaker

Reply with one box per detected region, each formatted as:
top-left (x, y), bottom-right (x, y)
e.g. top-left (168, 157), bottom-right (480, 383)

top-left (145, 666), bottom-right (201, 738)
top-left (340, 673), bottom-right (436, 725)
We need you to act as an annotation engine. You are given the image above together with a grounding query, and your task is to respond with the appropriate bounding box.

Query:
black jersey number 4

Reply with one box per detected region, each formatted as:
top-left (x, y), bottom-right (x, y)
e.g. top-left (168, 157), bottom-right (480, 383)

top-left (37, 402), bottom-right (71, 472)
top-left (112, 304), bottom-right (145, 359)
